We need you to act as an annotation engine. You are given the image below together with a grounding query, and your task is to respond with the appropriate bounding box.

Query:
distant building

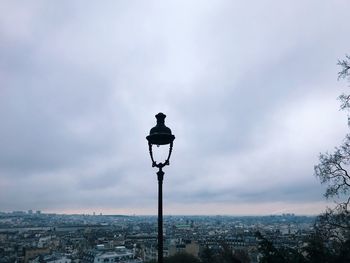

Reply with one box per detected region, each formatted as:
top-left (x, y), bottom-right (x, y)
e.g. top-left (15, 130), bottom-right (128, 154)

top-left (29, 253), bottom-right (71, 263)
top-left (169, 240), bottom-right (199, 258)
top-left (24, 247), bottom-right (50, 263)
top-left (12, 211), bottom-right (26, 215)
top-left (81, 246), bottom-right (142, 263)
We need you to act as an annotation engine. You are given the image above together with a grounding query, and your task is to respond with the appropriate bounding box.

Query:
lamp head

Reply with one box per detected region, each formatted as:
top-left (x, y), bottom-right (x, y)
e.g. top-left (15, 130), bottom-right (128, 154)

top-left (146, 113), bottom-right (175, 145)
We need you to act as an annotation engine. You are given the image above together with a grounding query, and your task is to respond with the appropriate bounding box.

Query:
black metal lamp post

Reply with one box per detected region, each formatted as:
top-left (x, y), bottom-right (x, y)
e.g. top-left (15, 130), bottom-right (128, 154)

top-left (146, 113), bottom-right (175, 263)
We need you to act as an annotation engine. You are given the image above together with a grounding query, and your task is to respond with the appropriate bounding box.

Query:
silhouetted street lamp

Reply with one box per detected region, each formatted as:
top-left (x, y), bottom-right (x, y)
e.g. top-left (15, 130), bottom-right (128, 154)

top-left (146, 113), bottom-right (175, 263)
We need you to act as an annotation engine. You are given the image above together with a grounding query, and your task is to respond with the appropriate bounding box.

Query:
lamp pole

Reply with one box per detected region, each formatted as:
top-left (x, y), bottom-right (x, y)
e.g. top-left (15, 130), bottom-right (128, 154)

top-left (146, 113), bottom-right (175, 263)
top-left (157, 167), bottom-right (164, 263)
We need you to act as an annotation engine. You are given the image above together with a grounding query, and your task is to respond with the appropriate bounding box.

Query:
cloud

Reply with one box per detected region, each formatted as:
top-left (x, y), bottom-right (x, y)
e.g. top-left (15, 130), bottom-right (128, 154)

top-left (0, 0), bottom-right (349, 215)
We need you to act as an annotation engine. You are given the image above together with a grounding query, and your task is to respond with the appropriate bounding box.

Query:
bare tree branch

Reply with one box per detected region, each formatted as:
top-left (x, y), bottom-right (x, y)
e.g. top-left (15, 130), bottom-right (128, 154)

top-left (313, 55), bottom-right (350, 237)
top-left (337, 54), bottom-right (350, 81)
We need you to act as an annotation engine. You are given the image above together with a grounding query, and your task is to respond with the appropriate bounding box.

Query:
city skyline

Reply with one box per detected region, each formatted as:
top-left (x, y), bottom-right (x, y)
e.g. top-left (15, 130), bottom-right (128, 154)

top-left (1, 1), bottom-right (350, 215)
top-left (1, 201), bottom-right (330, 216)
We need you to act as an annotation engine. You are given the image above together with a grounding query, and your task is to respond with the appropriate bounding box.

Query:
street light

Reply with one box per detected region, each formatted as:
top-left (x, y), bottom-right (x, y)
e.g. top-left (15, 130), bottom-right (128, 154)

top-left (146, 113), bottom-right (175, 263)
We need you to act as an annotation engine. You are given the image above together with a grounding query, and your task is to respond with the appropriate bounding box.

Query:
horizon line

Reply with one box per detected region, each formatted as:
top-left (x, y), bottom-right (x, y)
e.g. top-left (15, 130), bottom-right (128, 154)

top-left (1, 211), bottom-right (318, 217)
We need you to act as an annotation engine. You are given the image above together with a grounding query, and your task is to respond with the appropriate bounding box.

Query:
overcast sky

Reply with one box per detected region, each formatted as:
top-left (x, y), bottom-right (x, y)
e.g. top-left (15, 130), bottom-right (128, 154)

top-left (1, 1), bottom-right (350, 215)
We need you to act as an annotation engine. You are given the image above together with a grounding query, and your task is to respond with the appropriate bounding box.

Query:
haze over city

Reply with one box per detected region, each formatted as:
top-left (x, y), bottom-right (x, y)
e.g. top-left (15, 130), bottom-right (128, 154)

top-left (1, 0), bottom-right (350, 215)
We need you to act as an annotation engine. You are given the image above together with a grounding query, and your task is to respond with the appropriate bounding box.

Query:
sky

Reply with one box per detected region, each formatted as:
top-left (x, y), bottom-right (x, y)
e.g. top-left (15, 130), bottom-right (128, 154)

top-left (0, 0), bottom-right (350, 215)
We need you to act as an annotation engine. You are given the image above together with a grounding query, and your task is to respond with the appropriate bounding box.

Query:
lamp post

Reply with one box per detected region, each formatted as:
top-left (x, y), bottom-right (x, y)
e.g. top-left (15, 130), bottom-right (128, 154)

top-left (146, 113), bottom-right (175, 263)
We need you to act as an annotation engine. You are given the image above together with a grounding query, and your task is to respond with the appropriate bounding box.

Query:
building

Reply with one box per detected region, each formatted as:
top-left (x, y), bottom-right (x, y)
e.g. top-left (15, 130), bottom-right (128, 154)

top-left (81, 246), bottom-right (142, 263)
top-left (24, 247), bottom-right (51, 263)
top-left (168, 239), bottom-right (199, 258)
top-left (29, 253), bottom-right (71, 263)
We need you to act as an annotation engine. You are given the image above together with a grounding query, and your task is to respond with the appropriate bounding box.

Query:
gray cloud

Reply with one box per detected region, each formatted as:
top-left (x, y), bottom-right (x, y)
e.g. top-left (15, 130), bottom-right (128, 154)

top-left (0, 0), bottom-right (349, 215)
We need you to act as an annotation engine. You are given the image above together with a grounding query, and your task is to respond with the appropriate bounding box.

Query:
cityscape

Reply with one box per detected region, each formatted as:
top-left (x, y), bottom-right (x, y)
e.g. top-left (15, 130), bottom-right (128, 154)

top-left (0, 211), bottom-right (315, 262)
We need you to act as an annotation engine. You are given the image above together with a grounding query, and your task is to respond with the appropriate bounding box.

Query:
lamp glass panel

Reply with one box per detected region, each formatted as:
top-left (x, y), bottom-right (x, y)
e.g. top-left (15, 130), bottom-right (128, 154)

top-left (152, 144), bottom-right (170, 163)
